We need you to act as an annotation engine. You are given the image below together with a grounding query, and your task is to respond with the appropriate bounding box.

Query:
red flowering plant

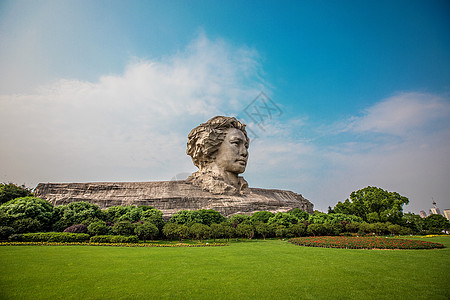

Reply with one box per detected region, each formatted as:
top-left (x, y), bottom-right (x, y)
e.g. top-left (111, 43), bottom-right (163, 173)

top-left (289, 236), bottom-right (444, 250)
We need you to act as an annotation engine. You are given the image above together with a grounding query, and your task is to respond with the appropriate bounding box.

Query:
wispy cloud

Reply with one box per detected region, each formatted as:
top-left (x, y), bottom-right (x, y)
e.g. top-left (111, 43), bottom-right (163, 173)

top-left (0, 34), bottom-right (264, 185)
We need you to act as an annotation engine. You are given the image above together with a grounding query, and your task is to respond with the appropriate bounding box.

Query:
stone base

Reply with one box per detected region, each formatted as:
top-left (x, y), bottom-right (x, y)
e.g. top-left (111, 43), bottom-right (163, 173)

top-left (34, 181), bottom-right (313, 218)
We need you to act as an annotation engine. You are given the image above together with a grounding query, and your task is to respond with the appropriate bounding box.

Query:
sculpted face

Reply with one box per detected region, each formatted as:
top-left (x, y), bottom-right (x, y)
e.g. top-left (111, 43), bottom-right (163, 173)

top-left (214, 128), bottom-right (249, 174)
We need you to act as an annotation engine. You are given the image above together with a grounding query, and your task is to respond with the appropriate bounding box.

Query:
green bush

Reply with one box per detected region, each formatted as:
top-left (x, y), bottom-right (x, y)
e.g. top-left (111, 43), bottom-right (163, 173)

top-left (88, 221), bottom-right (110, 236)
top-left (0, 197), bottom-right (53, 229)
top-left (251, 211), bottom-right (274, 224)
top-left (89, 235), bottom-right (139, 243)
top-left (189, 223), bottom-right (211, 241)
top-left (134, 222), bottom-right (159, 241)
top-left (0, 226), bottom-right (15, 240)
top-left (12, 218), bottom-right (42, 233)
top-left (21, 232), bottom-right (90, 242)
top-left (289, 223), bottom-right (307, 237)
top-left (0, 183), bottom-right (33, 205)
top-left (112, 221), bottom-right (135, 236)
top-left (8, 233), bottom-right (23, 241)
top-left (52, 201), bottom-right (104, 231)
top-left (307, 224), bottom-right (327, 236)
top-left (236, 224), bottom-right (254, 239)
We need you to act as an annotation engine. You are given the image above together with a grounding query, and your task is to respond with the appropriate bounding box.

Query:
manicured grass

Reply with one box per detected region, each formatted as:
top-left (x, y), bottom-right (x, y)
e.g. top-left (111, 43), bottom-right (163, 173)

top-left (1, 237), bottom-right (449, 299)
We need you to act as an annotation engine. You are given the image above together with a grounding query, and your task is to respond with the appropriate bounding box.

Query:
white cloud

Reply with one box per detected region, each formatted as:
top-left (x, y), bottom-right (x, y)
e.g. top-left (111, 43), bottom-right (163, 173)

top-left (346, 92), bottom-right (450, 135)
top-left (0, 34), bottom-right (264, 186)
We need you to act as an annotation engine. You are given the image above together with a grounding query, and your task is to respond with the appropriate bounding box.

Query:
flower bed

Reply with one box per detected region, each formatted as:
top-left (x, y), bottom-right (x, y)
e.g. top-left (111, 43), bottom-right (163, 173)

top-left (289, 236), bottom-right (444, 250)
top-left (0, 242), bottom-right (228, 248)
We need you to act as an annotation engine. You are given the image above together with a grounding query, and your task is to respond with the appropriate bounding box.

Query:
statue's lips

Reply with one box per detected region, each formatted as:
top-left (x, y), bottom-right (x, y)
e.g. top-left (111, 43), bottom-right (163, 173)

top-left (236, 159), bottom-right (247, 165)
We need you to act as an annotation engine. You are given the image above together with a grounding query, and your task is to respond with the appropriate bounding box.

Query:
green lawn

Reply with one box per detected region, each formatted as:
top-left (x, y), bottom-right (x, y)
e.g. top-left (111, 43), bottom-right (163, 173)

top-left (1, 237), bottom-right (449, 299)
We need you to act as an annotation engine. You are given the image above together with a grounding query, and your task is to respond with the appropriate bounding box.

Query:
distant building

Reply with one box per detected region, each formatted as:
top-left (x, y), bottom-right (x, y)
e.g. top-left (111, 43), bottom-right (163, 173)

top-left (444, 209), bottom-right (450, 221)
top-left (430, 201), bottom-right (442, 215)
top-left (420, 210), bottom-right (427, 218)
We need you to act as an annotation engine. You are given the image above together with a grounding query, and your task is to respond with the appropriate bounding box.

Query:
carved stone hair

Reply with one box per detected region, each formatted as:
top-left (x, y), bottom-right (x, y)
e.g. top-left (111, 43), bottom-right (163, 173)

top-left (187, 116), bottom-right (249, 169)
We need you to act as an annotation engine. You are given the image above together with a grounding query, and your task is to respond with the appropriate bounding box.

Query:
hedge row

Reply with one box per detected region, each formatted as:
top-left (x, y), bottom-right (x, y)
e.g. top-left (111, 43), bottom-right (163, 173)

top-left (10, 232), bottom-right (90, 243)
top-left (89, 235), bottom-right (139, 243)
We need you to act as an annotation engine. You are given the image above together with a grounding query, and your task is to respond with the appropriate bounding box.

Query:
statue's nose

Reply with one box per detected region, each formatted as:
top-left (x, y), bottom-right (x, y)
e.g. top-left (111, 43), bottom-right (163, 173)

top-left (240, 146), bottom-right (248, 158)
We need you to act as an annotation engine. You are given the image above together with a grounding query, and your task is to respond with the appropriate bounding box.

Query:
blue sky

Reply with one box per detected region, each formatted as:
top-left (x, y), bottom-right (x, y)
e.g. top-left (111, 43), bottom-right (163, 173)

top-left (1, 0), bottom-right (449, 213)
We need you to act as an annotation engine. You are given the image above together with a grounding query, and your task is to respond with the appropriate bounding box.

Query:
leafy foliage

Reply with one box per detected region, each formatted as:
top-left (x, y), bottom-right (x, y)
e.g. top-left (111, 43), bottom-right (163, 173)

top-left (52, 201), bottom-right (104, 231)
top-left (87, 221), bottom-right (110, 236)
top-left (89, 235), bottom-right (139, 243)
top-left (332, 186), bottom-right (409, 224)
top-left (268, 212), bottom-right (298, 227)
top-left (112, 221), bottom-right (135, 236)
top-left (424, 214), bottom-right (450, 233)
top-left (0, 197), bottom-right (53, 230)
top-left (134, 222), bottom-right (159, 241)
top-left (0, 183), bottom-right (33, 205)
top-left (0, 226), bottom-right (15, 240)
top-left (251, 211), bottom-right (274, 223)
top-left (21, 232), bottom-right (90, 242)
top-left (12, 218), bottom-right (42, 233)
top-left (189, 223), bottom-right (211, 241)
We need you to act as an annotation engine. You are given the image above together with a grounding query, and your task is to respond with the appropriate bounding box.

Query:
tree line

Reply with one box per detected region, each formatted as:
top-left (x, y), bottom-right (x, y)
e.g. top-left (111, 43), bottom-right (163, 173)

top-left (0, 183), bottom-right (448, 241)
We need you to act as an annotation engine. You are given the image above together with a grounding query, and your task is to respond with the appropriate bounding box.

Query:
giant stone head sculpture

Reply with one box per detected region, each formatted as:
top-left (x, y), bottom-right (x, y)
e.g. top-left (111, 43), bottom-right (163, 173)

top-left (186, 116), bottom-right (250, 195)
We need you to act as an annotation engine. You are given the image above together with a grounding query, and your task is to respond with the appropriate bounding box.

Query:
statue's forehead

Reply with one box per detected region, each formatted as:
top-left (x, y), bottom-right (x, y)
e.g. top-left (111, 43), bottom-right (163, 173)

top-left (225, 128), bottom-right (247, 140)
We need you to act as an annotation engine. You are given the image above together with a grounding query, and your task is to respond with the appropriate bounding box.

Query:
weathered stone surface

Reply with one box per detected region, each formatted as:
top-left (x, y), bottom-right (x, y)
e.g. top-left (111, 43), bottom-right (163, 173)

top-left (34, 181), bottom-right (313, 218)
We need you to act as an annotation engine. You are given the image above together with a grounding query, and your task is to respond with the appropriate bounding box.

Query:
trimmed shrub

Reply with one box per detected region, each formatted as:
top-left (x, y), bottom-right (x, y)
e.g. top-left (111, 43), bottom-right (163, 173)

top-left (21, 232), bottom-right (90, 242)
top-left (8, 233), bottom-right (23, 241)
top-left (0, 226), bottom-right (15, 240)
top-left (88, 221), bottom-right (110, 236)
top-left (90, 235), bottom-right (138, 243)
top-left (110, 235), bottom-right (138, 243)
top-left (63, 224), bottom-right (88, 234)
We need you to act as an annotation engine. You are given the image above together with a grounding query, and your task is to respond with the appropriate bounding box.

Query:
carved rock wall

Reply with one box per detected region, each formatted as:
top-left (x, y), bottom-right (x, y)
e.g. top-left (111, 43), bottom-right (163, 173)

top-left (34, 181), bottom-right (313, 218)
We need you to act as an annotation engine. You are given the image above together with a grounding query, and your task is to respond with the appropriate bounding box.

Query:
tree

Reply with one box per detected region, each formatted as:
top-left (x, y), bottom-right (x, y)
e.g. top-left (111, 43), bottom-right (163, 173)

top-left (424, 214), bottom-right (450, 233)
top-left (197, 209), bottom-right (225, 226)
top-left (189, 223), bottom-right (211, 241)
top-left (0, 197), bottom-right (53, 230)
top-left (53, 201), bottom-right (104, 231)
top-left (332, 186), bottom-right (409, 224)
top-left (289, 223), bottom-right (307, 237)
top-left (229, 214), bottom-right (251, 225)
top-left (12, 218), bottom-right (41, 233)
top-left (255, 222), bottom-right (271, 239)
top-left (251, 211), bottom-right (274, 224)
top-left (140, 209), bottom-right (165, 230)
top-left (0, 183), bottom-right (33, 205)
top-left (402, 213), bottom-right (425, 233)
top-left (210, 223), bottom-right (224, 241)
top-left (135, 222), bottom-right (159, 242)
top-left (268, 212), bottom-right (298, 227)
top-left (307, 224), bottom-right (326, 236)
top-left (88, 221), bottom-right (110, 236)
top-left (112, 221), bottom-right (135, 236)
top-left (288, 208), bottom-right (310, 222)
top-left (163, 223), bottom-right (178, 240)
top-left (169, 210), bottom-right (203, 225)
top-left (221, 221), bottom-right (235, 241)
top-left (236, 224), bottom-right (254, 239)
